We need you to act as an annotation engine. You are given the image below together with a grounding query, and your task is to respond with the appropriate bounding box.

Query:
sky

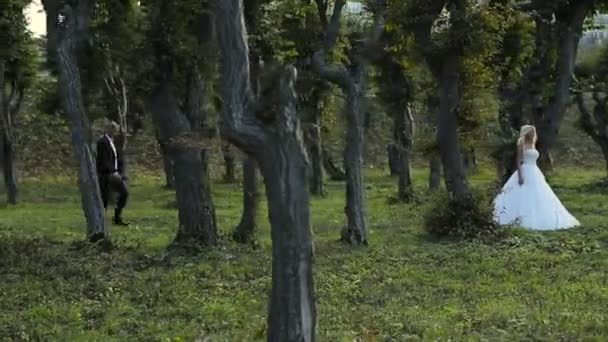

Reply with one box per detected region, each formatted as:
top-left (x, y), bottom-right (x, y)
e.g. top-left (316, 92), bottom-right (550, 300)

top-left (25, 0), bottom-right (46, 37)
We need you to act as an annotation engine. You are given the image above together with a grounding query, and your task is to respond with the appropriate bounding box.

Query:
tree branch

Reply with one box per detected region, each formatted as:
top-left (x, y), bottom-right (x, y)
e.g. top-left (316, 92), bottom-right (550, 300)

top-left (313, 0), bottom-right (329, 28)
top-left (312, 0), bottom-right (351, 90)
top-left (214, 0), bottom-right (267, 152)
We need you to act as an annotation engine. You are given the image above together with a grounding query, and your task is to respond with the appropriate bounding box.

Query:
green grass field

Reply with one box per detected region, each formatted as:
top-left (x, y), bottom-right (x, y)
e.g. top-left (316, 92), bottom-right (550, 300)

top-left (1, 166), bottom-right (607, 341)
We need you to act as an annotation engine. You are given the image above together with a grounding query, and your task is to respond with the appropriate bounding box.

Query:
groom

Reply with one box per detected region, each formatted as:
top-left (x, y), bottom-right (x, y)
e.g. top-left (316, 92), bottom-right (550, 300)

top-left (96, 121), bottom-right (129, 225)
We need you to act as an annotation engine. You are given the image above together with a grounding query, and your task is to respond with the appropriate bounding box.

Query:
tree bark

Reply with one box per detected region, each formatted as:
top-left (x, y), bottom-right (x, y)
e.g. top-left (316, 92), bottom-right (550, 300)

top-left (233, 156), bottom-right (259, 244)
top-left (172, 147), bottom-right (217, 245)
top-left (215, 1), bottom-right (315, 339)
top-left (54, 3), bottom-right (108, 241)
top-left (535, 0), bottom-right (595, 171)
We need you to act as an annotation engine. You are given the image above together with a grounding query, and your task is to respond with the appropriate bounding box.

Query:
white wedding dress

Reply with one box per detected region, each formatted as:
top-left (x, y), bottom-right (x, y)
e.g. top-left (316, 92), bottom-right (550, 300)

top-left (493, 148), bottom-right (580, 230)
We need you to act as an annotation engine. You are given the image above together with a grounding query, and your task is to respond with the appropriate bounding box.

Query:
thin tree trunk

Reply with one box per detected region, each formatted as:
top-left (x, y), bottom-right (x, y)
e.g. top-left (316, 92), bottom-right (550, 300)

top-left (395, 105), bottom-right (414, 201)
top-left (429, 156), bottom-right (441, 191)
top-left (342, 85), bottom-right (368, 245)
top-left (159, 139), bottom-right (175, 188)
top-left (322, 147), bottom-right (346, 181)
top-left (386, 143), bottom-right (399, 176)
top-left (1, 135), bottom-right (18, 204)
top-left (233, 156), bottom-right (259, 244)
top-left (307, 111), bottom-right (325, 196)
top-left (536, 0), bottom-right (594, 171)
top-left (222, 143), bottom-right (237, 183)
top-left (55, 3), bottom-right (108, 241)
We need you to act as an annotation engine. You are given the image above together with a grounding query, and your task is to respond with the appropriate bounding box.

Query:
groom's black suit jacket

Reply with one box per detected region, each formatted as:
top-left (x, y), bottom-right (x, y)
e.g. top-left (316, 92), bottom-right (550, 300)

top-left (96, 135), bottom-right (123, 176)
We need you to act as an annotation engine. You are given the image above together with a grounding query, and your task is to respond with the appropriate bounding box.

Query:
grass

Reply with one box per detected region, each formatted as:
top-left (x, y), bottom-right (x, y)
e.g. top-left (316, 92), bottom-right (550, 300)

top-left (1, 165), bottom-right (608, 341)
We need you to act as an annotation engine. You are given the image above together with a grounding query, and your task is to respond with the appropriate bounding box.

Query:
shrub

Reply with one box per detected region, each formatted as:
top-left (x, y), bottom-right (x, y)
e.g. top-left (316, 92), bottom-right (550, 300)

top-left (423, 188), bottom-right (504, 241)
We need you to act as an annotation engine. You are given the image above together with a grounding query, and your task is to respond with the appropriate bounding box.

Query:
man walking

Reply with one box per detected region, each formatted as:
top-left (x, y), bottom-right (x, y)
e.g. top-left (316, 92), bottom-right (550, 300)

top-left (96, 121), bottom-right (129, 225)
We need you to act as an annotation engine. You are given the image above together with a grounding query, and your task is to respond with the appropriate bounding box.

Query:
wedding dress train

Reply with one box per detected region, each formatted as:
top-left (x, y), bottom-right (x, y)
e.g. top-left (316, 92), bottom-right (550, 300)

top-left (493, 148), bottom-right (580, 230)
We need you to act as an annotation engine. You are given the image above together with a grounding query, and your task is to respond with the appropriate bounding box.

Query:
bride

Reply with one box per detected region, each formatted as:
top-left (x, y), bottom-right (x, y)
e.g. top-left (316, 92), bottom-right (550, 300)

top-left (493, 125), bottom-right (580, 230)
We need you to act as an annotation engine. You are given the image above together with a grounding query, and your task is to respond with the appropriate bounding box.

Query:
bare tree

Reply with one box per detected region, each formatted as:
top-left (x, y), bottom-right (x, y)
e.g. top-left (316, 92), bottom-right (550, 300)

top-left (214, 1), bottom-right (315, 340)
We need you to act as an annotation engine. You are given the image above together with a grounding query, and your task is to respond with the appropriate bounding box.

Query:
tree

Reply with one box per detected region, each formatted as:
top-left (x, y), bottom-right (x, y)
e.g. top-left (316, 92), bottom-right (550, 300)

top-left (50, 0), bottom-right (109, 241)
top-left (257, 0), bottom-right (330, 197)
top-left (0, 0), bottom-right (37, 205)
top-left (519, 0), bottom-right (597, 170)
top-left (232, 0), bottom-right (265, 244)
top-left (395, 0), bottom-right (472, 200)
top-left (376, 49), bottom-right (415, 201)
top-left (573, 45), bottom-right (608, 176)
top-left (313, 0), bottom-right (386, 245)
top-left (143, 0), bottom-right (218, 246)
top-left (214, 0), bottom-right (315, 339)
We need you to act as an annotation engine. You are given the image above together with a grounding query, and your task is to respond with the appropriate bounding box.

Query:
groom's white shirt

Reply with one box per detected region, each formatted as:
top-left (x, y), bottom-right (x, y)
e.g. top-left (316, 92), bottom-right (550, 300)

top-left (105, 134), bottom-right (118, 171)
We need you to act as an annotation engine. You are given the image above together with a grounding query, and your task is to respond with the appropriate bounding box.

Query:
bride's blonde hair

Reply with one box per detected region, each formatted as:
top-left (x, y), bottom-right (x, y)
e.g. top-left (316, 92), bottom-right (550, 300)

top-left (517, 125), bottom-right (536, 149)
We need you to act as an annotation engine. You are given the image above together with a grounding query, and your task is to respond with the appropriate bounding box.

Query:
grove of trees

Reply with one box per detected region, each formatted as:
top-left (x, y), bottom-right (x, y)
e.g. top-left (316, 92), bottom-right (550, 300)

top-left (3, 0), bottom-right (608, 340)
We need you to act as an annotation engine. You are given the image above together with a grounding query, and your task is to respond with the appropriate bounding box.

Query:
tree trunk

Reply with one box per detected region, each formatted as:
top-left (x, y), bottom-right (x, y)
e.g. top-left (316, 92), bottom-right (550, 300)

top-left (0, 61), bottom-right (17, 205)
top-left (436, 56), bottom-right (470, 199)
top-left (342, 84), bottom-right (368, 245)
top-left (215, 1), bottom-right (316, 338)
top-left (159, 139), bottom-right (175, 189)
top-left (377, 51), bottom-right (415, 199)
top-left (147, 82), bottom-right (218, 246)
top-left (394, 105), bottom-right (414, 201)
top-left (576, 92), bottom-right (608, 178)
top-left (257, 138), bottom-right (315, 342)
top-left (55, 3), bottom-right (108, 241)
top-left (222, 143), bottom-right (237, 183)
top-left (322, 147), bottom-right (346, 181)
top-left (233, 156), bottom-right (259, 244)
top-left (1, 135), bottom-right (18, 205)
top-left (386, 143), bottom-right (399, 176)
top-left (429, 155), bottom-right (441, 191)
top-left (305, 91), bottom-right (326, 196)
top-left (535, 0), bottom-right (594, 171)
top-left (463, 148), bottom-right (476, 173)
top-left (172, 147), bottom-right (217, 245)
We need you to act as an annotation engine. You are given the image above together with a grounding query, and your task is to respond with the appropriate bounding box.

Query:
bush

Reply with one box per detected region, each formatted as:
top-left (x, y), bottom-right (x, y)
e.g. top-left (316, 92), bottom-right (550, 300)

top-left (423, 188), bottom-right (504, 241)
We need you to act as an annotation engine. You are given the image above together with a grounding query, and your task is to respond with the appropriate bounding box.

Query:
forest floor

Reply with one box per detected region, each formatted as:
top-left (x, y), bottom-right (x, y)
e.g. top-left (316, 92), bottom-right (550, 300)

top-left (1, 166), bottom-right (607, 341)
